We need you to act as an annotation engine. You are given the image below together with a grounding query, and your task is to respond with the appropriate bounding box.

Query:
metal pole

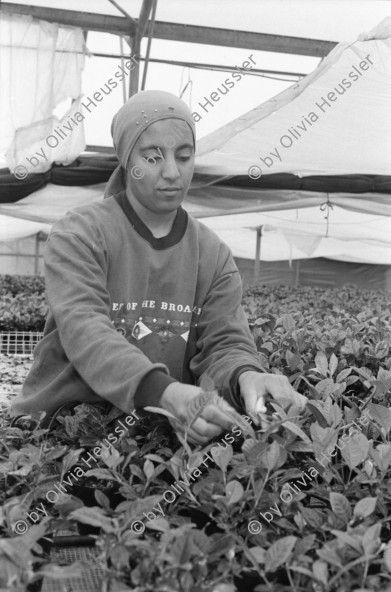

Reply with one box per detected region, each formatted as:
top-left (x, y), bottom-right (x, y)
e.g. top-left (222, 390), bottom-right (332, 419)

top-left (254, 226), bottom-right (262, 283)
top-left (119, 36), bottom-right (127, 103)
top-left (128, 34), bottom-right (139, 97)
top-left (34, 233), bottom-right (40, 275)
top-left (141, 0), bottom-right (157, 91)
top-left (128, 0), bottom-right (154, 97)
top-left (294, 259), bottom-right (301, 287)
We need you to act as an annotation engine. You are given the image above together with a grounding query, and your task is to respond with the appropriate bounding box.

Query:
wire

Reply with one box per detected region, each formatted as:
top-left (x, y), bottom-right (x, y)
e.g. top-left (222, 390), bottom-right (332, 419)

top-left (258, 212), bottom-right (388, 226)
top-left (320, 194), bottom-right (333, 237)
top-left (89, 51), bottom-right (307, 80)
top-left (2, 43), bottom-right (305, 82)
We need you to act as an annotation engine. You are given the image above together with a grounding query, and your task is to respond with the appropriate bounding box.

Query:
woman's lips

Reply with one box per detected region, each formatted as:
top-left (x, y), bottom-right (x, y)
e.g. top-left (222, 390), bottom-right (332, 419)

top-left (158, 187), bottom-right (181, 195)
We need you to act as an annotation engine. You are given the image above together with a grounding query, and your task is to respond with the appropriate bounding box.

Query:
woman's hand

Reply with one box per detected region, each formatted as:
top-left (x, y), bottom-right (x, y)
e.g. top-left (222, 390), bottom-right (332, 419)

top-left (160, 382), bottom-right (236, 445)
top-left (238, 371), bottom-right (308, 424)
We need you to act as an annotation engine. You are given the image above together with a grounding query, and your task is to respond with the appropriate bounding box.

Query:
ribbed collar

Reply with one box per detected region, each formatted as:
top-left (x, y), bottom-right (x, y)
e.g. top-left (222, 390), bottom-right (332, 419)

top-left (114, 191), bottom-right (188, 250)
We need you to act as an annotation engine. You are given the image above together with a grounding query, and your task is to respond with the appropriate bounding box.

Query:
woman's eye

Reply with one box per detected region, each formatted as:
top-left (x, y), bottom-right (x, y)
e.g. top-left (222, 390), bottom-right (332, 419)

top-left (143, 153), bottom-right (163, 164)
top-left (177, 156), bottom-right (191, 162)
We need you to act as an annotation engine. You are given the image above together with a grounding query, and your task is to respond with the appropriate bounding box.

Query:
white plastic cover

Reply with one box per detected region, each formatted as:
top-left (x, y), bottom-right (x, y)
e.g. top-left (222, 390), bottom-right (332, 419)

top-left (195, 18), bottom-right (391, 177)
top-left (0, 13), bottom-right (86, 172)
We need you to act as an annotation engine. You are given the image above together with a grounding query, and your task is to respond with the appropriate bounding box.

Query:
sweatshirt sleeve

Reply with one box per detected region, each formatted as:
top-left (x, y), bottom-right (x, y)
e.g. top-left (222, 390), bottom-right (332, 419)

top-left (189, 248), bottom-right (264, 409)
top-left (44, 228), bottom-right (175, 414)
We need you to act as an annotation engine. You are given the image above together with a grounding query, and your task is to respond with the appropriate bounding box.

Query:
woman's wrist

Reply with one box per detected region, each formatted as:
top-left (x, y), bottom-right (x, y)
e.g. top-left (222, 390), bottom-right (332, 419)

top-left (160, 382), bottom-right (180, 410)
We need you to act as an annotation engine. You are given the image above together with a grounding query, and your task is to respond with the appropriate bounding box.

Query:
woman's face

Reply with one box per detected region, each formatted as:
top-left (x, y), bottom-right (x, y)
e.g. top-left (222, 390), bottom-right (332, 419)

top-left (126, 119), bottom-right (195, 215)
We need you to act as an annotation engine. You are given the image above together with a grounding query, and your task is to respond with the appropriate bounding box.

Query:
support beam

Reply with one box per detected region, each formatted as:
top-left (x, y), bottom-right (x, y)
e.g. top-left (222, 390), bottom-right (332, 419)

top-left (128, 0), bottom-right (154, 97)
top-left (1, 3), bottom-right (137, 36)
top-left (107, 0), bottom-right (137, 28)
top-left (294, 259), bottom-right (301, 287)
top-left (254, 226), bottom-right (263, 283)
top-left (34, 232), bottom-right (40, 275)
top-left (141, 0), bottom-right (158, 91)
top-left (1, 3), bottom-right (336, 57)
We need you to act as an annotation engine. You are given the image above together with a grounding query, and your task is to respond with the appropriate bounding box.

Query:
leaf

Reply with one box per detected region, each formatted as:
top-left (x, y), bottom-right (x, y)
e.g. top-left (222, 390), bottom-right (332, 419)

top-left (286, 351), bottom-right (301, 371)
top-left (317, 544), bottom-right (343, 567)
top-left (383, 544), bottom-right (391, 573)
top-left (265, 536), bottom-right (297, 572)
top-left (144, 405), bottom-right (177, 421)
top-left (330, 530), bottom-right (362, 553)
top-left (169, 534), bottom-right (195, 565)
top-left (56, 495), bottom-right (84, 518)
top-left (42, 445), bottom-right (69, 461)
top-left (312, 559), bottom-right (329, 586)
top-left (94, 489), bottom-right (111, 511)
top-left (84, 468), bottom-right (117, 481)
top-left (329, 353), bottom-right (338, 377)
top-left (323, 397), bottom-right (342, 427)
top-left (316, 378), bottom-right (338, 397)
top-left (262, 440), bottom-right (282, 471)
top-left (186, 391), bottom-right (216, 427)
top-left (368, 403), bottom-right (391, 434)
top-left (362, 523), bottom-right (381, 555)
top-left (69, 507), bottom-right (114, 533)
top-left (185, 391), bottom-right (255, 438)
top-left (301, 507), bottom-right (325, 529)
top-left (283, 421), bottom-right (311, 443)
top-left (145, 518), bottom-right (170, 532)
top-left (287, 441), bottom-right (313, 453)
top-left (340, 432), bottom-right (370, 469)
top-left (293, 534), bottom-right (316, 558)
top-left (61, 449), bottom-right (84, 474)
top-left (307, 402), bottom-right (328, 428)
top-left (336, 368), bottom-right (352, 382)
top-left (329, 492), bottom-right (351, 523)
top-left (211, 585), bottom-right (237, 592)
top-left (209, 533), bottom-right (235, 558)
top-left (245, 441), bottom-right (267, 466)
top-left (248, 546), bottom-right (266, 563)
top-left (38, 562), bottom-right (85, 578)
top-left (211, 444), bottom-right (233, 473)
top-left (225, 480), bottom-right (244, 505)
top-left (310, 423), bottom-right (338, 460)
top-left (143, 459), bottom-right (154, 480)
top-left (9, 465), bottom-right (33, 477)
top-left (371, 444), bottom-right (391, 472)
top-left (144, 454), bottom-right (166, 464)
top-left (116, 495), bottom-right (162, 517)
top-left (282, 314), bottom-right (295, 332)
top-left (315, 351), bottom-right (329, 376)
top-left (353, 497), bottom-right (377, 519)
top-left (187, 451), bottom-right (205, 472)
top-left (101, 445), bottom-right (123, 470)
top-left (18, 521), bottom-right (48, 549)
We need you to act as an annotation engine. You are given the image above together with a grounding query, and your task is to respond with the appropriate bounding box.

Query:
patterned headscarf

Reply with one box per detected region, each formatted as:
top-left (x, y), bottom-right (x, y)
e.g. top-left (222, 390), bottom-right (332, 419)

top-left (104, 90), bottom-right (196, 198)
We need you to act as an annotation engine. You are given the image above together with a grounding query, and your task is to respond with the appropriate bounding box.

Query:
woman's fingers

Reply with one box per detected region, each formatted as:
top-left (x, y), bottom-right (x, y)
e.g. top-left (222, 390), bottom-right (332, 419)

top-left (200, 404), bottom-right (237, 431)
top-left (189, 416), bottom-right (223, 441)
top-left (170, 414), bottom-right (223, 445)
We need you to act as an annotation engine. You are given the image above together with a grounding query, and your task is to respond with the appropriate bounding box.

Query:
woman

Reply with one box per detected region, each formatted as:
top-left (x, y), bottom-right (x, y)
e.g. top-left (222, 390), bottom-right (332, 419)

top-left (12, 90), bottom-right (306, 444)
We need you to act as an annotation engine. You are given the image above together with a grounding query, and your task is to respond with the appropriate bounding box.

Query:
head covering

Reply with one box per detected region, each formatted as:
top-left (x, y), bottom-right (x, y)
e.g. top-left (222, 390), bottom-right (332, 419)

top-left (104, 90), bottom-right (196, 198)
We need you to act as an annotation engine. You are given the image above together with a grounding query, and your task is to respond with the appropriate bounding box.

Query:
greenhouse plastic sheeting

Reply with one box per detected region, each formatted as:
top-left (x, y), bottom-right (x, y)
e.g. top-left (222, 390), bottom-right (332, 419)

top-left (195, 19), bottom-right (391, 177)
top-left (0, 12), bottom-right (86, 171)
top-left (0, 183), bottom-right (390, 264)
top-left (0, 214), bottom-right (51, 241)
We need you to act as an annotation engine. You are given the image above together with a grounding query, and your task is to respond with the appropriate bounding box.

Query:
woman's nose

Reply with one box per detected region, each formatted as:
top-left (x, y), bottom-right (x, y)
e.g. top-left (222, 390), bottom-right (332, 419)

top-left (161, 155), bottom-right (180, 180)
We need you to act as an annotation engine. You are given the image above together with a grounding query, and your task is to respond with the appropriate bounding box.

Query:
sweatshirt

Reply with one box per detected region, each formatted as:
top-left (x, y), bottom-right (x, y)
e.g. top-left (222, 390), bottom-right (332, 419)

top-left (12, 191), bottom-right (263, 420)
